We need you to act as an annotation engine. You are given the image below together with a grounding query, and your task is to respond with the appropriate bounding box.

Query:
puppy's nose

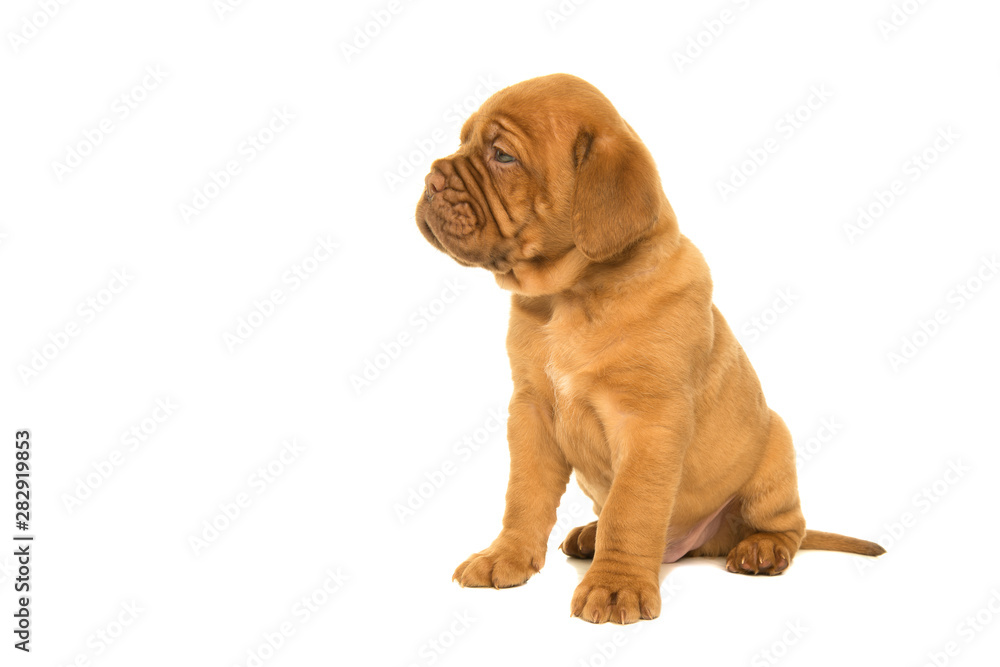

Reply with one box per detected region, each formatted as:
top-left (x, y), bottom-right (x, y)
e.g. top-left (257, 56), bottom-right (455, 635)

top-left (425, 170), bottom-right (446, 195)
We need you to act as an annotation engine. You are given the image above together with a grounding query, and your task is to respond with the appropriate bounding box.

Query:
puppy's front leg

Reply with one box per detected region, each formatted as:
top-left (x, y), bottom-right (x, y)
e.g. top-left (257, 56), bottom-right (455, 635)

top-left (571, 415), bottom-right (690, 624)
top-left (453, 396), bottom-right (571, 588)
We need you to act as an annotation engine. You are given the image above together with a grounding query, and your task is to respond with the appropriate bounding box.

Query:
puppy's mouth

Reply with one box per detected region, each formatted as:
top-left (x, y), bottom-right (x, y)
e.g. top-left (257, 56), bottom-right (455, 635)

top-left (418, 189), bottom-right (514, 272)
top-left (417, 212), bottom-right (474, 267)
top-left (417, 210), bottom-right (446, 252)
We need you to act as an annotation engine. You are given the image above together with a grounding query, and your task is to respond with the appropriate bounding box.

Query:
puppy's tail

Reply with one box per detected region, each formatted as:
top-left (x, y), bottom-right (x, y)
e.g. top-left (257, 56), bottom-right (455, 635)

top-left (800, 530), bottom-right (886, 556)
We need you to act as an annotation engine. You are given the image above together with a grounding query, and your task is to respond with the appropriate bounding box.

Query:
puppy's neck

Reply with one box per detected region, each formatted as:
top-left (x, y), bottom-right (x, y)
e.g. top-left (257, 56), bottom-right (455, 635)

top-left (494, 247), bottom-right (592, 296)
top-left (569, 201), bottom-right (682, 296)
top-left (511, 200), bottom-right (684, 318)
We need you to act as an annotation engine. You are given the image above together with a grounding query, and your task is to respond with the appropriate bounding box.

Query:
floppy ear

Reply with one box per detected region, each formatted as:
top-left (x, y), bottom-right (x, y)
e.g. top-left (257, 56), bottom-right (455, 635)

top-left (571, 129), bottom-right (661, 262)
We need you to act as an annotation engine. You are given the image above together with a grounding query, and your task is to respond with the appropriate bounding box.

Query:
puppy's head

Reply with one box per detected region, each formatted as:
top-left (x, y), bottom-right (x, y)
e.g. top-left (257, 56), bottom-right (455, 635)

top-left (415, 73), bottom-right (670, 296)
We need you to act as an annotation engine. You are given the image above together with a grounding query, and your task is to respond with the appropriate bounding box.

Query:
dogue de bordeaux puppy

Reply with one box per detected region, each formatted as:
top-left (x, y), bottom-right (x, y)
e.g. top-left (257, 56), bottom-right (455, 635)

top-left (414, 73), bottom-right (884, 624)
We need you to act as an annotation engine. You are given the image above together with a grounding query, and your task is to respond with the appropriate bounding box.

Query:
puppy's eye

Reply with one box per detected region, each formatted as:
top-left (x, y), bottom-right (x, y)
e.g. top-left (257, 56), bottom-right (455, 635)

top-left (495, 149), bottom-right (516, 163)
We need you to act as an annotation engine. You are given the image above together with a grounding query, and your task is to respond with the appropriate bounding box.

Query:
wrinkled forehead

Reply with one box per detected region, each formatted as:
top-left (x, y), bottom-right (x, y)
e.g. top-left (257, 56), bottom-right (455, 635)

top-left (458, 78), bottom-right (616, 154)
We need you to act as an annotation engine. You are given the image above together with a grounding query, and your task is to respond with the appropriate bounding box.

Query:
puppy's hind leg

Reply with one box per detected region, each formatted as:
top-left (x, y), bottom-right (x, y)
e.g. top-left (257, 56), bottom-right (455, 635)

top-left (560, 520), bottom-right (598, 559)
top-left (724, 411), bottom-right (806, 576)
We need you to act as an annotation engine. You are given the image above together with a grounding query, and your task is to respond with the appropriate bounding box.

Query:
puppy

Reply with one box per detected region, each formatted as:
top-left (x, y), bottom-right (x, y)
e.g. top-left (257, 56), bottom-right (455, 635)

top-left (414, 73), bottom-right (884, 625)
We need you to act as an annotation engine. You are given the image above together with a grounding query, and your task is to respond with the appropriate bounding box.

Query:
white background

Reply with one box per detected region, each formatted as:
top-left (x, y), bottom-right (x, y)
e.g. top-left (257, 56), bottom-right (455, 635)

top-left (2, 0), bottom-right (999, 665)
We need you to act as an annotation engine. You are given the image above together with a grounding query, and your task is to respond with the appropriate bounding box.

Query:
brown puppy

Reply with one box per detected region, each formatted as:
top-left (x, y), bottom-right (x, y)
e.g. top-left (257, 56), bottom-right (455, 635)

top-left (414, 73), bottom-right (884, 625)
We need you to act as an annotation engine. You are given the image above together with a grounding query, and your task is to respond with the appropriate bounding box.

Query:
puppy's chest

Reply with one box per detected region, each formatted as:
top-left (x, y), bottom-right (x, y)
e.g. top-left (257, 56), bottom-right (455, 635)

top-left (540, 321), bottom-right (607, 434)
top-left (538, 327), bottom-right (619, 484)
top-left (544, 344), bottom-right (590, 404)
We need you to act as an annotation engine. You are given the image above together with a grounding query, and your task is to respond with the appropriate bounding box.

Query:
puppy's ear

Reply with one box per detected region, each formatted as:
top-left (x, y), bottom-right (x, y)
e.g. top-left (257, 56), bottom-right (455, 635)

top-left (571, 128), bottom-right (661, 262)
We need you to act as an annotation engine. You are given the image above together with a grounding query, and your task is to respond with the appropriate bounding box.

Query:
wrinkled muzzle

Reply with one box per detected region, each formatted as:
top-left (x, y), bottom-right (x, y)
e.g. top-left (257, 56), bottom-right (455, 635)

top-left (415, 156), bottom-right (509, 270)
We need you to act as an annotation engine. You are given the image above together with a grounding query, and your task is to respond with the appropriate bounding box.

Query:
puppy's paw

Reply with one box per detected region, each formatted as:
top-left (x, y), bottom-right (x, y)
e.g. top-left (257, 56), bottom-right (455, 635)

top-left (725, 532), bottom-right (793, 576)
top-left (570, 564), bottom-right (660, 624)
top-left (560, 521), bottom-right (598, 559)
top-left (453, 542), bottom-right (543, 589)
